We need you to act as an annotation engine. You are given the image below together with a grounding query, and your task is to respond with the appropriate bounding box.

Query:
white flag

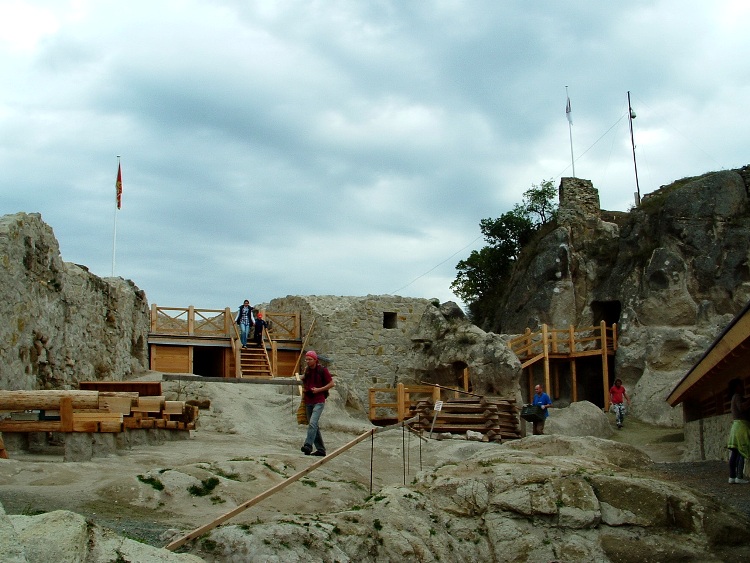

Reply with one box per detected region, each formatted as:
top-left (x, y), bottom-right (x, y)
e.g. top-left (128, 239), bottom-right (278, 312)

top-left (566, 97), bottom-right (572, 125)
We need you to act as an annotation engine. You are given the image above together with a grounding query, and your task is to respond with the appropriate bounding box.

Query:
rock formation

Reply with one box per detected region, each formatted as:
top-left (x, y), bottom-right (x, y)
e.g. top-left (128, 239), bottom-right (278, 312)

top-left (490, 167), bottom-right (750, 426)
top-left (174, 435), bottom-right (750, 562)
top-left (0, 213), bottom-right (150, 391)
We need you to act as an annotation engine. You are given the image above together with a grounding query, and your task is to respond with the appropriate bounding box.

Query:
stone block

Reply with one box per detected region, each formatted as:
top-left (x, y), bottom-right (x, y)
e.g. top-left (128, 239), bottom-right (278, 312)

top-left (63, 433), bottom-right (93, 462)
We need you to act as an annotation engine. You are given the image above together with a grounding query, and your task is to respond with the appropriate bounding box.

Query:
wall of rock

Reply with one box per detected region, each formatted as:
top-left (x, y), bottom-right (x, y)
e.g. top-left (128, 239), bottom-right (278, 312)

top-left (491, 166), bottom-right (750, 427)
top-left (0, 213), bottom-right (150, 391)
top-left (266, 295), bottom-right (522, 410)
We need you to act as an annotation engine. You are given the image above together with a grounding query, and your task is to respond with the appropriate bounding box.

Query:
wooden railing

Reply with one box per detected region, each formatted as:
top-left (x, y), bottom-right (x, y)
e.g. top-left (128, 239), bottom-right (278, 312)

top-left (150, 305), bottom-right (234, 336)
top-left (369, 383), bottom-right (442, 423)
top-left (508, 321), bottom-right (617, 410)
top-left (508, 322), bottom-right (617, 368)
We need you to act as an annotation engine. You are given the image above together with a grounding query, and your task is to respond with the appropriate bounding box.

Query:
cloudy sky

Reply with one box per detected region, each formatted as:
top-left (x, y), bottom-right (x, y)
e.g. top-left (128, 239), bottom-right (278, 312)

top-left (2, 1), bottom-right (748, 312)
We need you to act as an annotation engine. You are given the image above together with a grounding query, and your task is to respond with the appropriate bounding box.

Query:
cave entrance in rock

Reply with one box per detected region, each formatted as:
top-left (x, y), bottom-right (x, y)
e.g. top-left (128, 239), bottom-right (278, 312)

top-left (431, 361), bottom-right (470, 394)
top-left (591, 300), bottom-right (622, 327)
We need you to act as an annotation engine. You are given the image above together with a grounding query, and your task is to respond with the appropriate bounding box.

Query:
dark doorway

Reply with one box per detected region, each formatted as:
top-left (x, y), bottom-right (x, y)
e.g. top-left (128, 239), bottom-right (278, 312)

top-left (591, 300), bottom-right (622, 327)
top-left (193, 347), bottom-right (225, 377)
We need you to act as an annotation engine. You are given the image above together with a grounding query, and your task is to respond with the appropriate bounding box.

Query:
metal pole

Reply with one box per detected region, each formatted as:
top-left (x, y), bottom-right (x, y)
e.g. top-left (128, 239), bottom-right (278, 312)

top-left (627, 91), bottom-right (641, 205)
top-left (566, 86), bottom-right (575, 177)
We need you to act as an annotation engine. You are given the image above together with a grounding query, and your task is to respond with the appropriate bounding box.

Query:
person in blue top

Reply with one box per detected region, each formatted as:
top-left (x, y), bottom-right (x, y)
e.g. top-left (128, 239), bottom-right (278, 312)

top-left (532, 384), bottom-right (552, 435)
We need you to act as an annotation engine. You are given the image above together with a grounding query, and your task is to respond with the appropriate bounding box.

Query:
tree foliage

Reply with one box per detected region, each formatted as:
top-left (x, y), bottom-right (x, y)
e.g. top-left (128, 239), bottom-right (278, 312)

top-left (451, 179), bottom-right (557, 322)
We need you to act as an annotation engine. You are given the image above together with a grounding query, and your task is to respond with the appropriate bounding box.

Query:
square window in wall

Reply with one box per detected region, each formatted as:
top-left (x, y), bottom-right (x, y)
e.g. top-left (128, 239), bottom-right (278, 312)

top-left (383, 311), bottom-right (397, 329)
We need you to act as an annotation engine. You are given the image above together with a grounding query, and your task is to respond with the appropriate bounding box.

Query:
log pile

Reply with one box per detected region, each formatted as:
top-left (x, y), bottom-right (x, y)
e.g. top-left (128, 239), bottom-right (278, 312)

top-left (412, 396), bottom-right (521, 442)
top-left (0, 386), bottom-right (198, 435)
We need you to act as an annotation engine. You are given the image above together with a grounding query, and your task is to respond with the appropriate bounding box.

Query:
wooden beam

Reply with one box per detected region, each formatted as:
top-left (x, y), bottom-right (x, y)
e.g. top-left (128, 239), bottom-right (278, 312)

top-left (0, 390), bottom-right (100, 411)
top-left (162, 374), bottom-right (301, 385)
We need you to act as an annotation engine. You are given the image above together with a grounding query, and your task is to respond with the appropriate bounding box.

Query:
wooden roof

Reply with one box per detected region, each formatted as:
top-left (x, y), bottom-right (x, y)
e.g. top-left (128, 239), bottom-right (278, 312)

top-left (667, 299), bottom-right (750, 407)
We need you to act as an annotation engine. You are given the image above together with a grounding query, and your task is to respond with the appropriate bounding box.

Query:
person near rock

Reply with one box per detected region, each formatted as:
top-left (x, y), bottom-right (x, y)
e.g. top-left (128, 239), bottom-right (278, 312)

top-left (253, 313), bottom-right (267, 346)
top-left (609, 378), bottom-right (632, 429)
top-left (235, 300), bottom-right (255, 348)
top-left (532, 384), bottom-right (552, 435)
top-left (300, 350), bottom-right (334, 457)
top-left (727, 378), bottom-right (750, 484)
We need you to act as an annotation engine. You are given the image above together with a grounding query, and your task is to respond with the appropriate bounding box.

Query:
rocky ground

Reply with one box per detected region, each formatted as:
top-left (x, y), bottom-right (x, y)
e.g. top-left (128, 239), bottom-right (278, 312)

top-left (1, 374), bottom-right (749, 559)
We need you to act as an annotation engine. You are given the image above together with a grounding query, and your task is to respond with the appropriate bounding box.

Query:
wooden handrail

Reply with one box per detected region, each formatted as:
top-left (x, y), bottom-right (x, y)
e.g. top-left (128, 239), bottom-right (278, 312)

top-left (293, 317), bottom-right (317, 375)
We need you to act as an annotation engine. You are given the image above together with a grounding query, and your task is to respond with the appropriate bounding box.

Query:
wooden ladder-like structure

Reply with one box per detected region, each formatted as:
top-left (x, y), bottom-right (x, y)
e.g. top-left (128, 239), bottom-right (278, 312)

top-left (239, 345), bottom-right (273, 378)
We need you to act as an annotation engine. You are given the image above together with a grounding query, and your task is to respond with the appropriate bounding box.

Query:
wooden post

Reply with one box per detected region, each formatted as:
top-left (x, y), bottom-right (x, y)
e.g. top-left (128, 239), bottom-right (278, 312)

top-left (150, 303), bottom-right (158, 332)
top-left (188, 306), bottom-right (195, 336)
top-left (571, 358), bottom-right (578, 403)
top-left (463, 367), bottom-right (469, 392)
top-left (396, 382), bottom-right (405, 422)
top-left (224, 307), bottom-right (232, 336)
top-left (60, 396), bottom-right (74, 432)
top-left (601, 320), bottom-right (610, 411)
top-left (542, 324), bottom-right (551, 397)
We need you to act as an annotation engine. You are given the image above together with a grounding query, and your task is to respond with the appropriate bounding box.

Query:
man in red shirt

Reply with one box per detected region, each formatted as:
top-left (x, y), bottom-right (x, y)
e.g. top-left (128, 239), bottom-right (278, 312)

top-left (609, 378), bottom-right (631, 429)
top-left (300, 351), bottom-right (335, 456)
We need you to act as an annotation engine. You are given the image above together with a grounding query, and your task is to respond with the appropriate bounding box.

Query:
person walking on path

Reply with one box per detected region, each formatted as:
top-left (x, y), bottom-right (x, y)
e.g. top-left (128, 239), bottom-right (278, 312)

top-left (609, 379), bottom-right (632, 429)
top-left (235, 300), bottom-right (255, 348)
top-left (300, 351), bottom-right (335, 457)
top-left (728, 378), bottom-right (750, 484)
top-left (532, 384), bottom-right (552, 435)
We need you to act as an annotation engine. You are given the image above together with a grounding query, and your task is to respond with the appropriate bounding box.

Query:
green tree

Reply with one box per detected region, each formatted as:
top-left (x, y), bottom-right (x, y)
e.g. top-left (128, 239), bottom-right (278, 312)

top-left (452, 179), bottom-right (557, 321)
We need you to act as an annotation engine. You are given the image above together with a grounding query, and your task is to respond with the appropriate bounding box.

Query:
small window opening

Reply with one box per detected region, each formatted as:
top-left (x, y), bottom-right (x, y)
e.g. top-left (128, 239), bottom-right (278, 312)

top-left (383, 311), bottom-right (397, 329)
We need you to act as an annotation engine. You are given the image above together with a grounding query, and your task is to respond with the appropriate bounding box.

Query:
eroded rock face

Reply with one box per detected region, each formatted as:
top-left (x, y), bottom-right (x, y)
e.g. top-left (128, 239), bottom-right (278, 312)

top-left (0, 213), bottom-right (150, 389)
top-left (178, 435), bottom-right (750, 562)
top-left (492, 168), bottom-right (750, 426)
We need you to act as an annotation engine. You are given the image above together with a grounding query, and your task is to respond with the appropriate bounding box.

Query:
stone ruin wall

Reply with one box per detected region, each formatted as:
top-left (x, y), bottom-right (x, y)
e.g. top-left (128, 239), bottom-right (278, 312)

top-left (0, 213), bottom-right (150, 391)
top-left (266, 295), bottom-right (435, 410)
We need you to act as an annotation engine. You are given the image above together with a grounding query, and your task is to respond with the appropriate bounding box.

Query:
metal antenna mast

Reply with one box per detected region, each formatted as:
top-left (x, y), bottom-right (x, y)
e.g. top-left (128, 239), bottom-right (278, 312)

top-left (627, 91), bottom-right (641, 205)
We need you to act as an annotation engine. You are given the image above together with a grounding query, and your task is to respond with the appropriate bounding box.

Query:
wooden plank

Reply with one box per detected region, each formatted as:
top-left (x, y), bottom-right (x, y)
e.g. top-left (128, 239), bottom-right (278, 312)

top-left (0, 420), bottom-right (62, 432)
top-left (72, 413), bottom-right (124, 422)
top-left (162, 374), bottom-right (300, 385)
top-left (164, 401), bottom-right (185, 415)
top-left (132, 396), bottom-right (165, 412)
top-left (99, 396), bottom-right (133, 414)
top-left (80, 381), bottom-right (162, 396)
top-left (99, 421), bottom-right (124, 433)
top-left (0, 390), bottom-right (99, 411)
top-left (72, 420), bottom-right (99, 432)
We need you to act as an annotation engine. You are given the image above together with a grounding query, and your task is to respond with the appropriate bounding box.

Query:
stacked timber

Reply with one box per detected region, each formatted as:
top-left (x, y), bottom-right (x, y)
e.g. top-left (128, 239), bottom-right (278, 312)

top-left (0, 388), bottom-right (198, 434)
top-left (412, 396), bottom-right (521, 442)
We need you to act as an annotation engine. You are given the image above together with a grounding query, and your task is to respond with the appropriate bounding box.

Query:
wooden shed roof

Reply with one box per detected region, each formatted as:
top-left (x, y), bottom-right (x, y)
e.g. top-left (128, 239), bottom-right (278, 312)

top-left (667, 299), bottom-right (750, 407)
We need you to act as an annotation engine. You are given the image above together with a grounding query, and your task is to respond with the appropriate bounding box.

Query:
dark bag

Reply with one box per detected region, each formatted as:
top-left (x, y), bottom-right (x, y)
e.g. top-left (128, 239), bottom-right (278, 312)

top-left (521, 404), bottom-right (545, 422)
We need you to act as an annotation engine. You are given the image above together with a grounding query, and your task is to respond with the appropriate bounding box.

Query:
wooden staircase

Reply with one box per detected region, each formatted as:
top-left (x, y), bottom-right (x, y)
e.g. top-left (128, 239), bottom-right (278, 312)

top-left (240, 345), bottom-right (273, 378)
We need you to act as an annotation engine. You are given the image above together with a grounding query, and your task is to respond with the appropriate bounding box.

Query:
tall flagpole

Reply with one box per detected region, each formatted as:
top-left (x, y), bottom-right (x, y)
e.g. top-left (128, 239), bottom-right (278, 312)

top-left (112, 156), bottom-right (121, 276)
top-left (565, 86), bottom-right (575, 177)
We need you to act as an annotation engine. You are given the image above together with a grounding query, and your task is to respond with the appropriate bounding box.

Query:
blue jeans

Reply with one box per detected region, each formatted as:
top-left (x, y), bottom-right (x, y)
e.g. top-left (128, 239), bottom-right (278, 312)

top-left (239, 323), bottom-right (250, 347)
top-left (304, 402), bottom-right (326, 453)
top-left (612, 403), bottom-right (626, 426)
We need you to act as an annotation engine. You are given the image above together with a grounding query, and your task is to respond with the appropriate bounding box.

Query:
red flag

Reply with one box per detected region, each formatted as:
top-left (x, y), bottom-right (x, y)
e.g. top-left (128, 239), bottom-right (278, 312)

top-left (115, 162), bottom-right (123, 209)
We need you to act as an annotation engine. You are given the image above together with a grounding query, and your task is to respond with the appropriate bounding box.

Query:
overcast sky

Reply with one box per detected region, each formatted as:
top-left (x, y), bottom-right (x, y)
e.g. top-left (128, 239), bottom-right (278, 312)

top-left (2, 1), bottom-right (748, 312)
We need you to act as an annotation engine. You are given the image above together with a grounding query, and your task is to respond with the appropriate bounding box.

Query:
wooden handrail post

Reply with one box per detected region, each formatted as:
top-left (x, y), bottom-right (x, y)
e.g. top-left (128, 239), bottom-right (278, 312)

top-left (542, 324), bottom-right (551, 397)
top-left (397, 382), bottom-right (405, 422)
top-left (188, 306), bottom-right (195, 335)
top-left (150, 304), bottom-right (157, 332)
top-left (601, 320), bottom-right (610, 410)
top-left (224, 307), bottom-right (232, 336)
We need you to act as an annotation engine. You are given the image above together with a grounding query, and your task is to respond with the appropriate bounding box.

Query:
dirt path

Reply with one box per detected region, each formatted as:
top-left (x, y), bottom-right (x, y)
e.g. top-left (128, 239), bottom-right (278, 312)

top-left (605, 414), bottom-right (750, 519)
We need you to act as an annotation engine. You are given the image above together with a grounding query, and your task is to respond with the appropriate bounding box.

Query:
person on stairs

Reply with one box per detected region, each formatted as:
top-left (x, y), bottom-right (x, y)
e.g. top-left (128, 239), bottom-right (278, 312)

top-left (235, 300), bottom-right (255, 348)
top-left (253, 313), bottom-right (267, 346)
top-left (300, 350), bottom-right (334, 457)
